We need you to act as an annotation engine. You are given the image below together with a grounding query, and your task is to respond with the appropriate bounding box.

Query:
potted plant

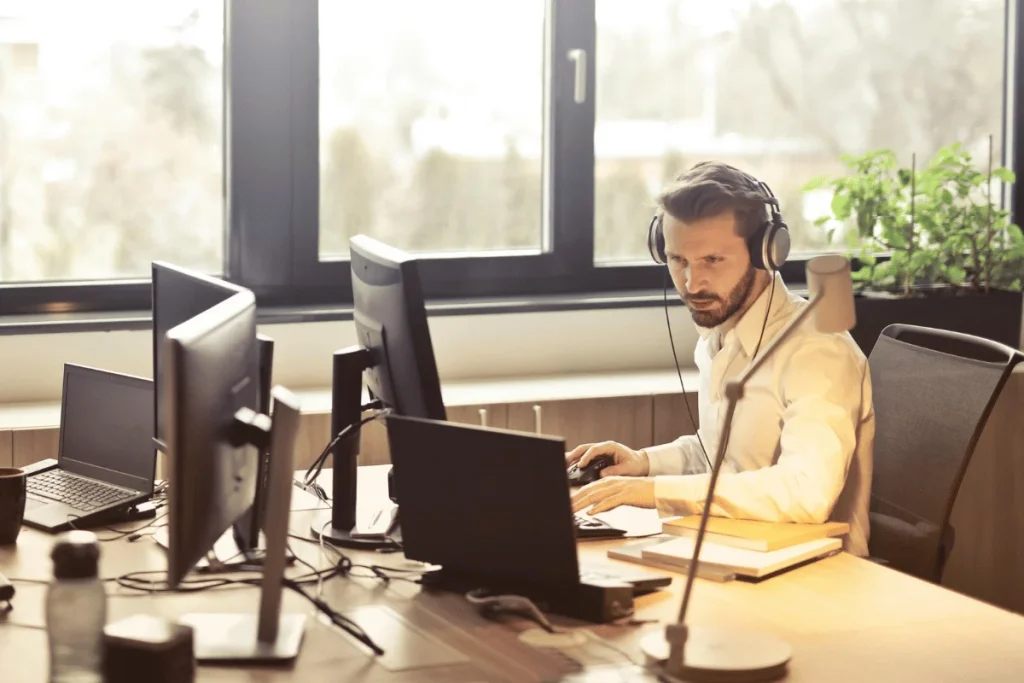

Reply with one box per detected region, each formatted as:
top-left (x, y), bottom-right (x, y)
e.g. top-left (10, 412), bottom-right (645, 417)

top-left (802, 139), bottom-right (1024, 354)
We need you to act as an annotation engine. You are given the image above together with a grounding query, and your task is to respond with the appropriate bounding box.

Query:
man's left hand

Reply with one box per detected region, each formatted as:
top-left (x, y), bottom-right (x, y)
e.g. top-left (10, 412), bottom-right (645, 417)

top-left (571, 476), bottom-right (655, 514)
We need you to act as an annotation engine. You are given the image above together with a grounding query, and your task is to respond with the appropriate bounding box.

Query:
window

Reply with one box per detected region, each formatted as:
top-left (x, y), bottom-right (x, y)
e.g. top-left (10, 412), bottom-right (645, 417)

top-left (0, 0), bottom-right (1018, 318)
top-left (593, 0), bottom-right (1008, 263)
top-left (0, 1), bottom-right (223, 283)
top-left (317, 0), bottom-right (546, 258)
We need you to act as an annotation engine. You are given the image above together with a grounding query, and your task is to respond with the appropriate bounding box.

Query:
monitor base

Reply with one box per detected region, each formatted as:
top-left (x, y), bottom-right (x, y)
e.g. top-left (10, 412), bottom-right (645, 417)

top-left (640, 625), bottom-right (791, 683)
top-left (179, 612), bottom-right (306, 663)
top-left (308, 510), bottom-right (400, 550)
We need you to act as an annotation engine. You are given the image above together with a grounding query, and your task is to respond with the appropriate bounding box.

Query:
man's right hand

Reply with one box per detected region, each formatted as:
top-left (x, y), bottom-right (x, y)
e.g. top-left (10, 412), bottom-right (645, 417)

top-left (565, 441), bottom-right (650, 478)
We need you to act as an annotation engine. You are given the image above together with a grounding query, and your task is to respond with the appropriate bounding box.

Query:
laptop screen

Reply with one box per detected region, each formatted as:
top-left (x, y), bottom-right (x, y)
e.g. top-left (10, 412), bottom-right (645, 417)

top-left (58, 364), bottom-right (156, 493)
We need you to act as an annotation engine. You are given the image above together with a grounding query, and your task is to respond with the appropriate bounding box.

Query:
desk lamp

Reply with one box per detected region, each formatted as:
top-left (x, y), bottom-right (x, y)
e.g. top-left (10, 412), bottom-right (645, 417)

top-left (641, 254), bottom-right (856, 682)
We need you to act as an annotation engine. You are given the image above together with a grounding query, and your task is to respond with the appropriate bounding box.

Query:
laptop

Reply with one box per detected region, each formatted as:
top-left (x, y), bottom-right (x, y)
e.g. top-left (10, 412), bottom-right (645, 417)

top-left (385, 414), bottom-right (672, 596)
top-left (23, 364), bottom-right (157, 533)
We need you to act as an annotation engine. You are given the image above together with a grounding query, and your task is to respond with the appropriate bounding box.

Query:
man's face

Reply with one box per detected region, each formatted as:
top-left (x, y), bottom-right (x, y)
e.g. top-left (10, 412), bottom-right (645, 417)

top-left (662, 212), bottom-right (758, 328)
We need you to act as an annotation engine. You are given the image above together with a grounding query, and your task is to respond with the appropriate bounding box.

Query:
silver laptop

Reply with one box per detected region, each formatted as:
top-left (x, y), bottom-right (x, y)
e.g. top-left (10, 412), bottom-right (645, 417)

top-left (23, 364), bottom-right (156, 533)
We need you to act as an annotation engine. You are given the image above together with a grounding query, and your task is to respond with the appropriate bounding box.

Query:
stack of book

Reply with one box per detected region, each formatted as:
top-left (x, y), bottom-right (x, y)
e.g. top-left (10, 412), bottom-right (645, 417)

top-left (607, 517), bottom-right (848, 580)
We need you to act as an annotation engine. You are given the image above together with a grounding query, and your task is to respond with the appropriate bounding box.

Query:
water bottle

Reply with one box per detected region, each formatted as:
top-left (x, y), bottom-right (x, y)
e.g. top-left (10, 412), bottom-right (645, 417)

top-left (46, 530), bottom-right (106, 683)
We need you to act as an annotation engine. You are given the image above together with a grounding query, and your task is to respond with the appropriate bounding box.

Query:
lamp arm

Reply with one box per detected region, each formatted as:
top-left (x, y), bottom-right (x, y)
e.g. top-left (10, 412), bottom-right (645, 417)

top-left (673, 394), bottom-right (740, 628)
top-left (670, 288), bottom-right (826, 632)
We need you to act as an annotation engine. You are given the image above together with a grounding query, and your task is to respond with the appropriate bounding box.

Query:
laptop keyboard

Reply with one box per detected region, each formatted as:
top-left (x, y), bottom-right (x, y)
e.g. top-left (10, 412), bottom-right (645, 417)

top-left (28, 470), bottom-right (135, 512)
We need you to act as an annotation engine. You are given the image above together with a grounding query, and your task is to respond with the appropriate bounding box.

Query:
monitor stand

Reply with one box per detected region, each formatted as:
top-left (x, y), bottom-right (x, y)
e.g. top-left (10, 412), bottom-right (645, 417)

top-left (179, 388), bottom-right (307, 662)
top-left (309, 346), bottom-right (397, 551)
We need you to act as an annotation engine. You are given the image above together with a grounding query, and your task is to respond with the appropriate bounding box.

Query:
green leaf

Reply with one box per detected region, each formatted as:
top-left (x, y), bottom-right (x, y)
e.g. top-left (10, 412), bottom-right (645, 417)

top-left (946, 265), bottom-right (967, 284)
top-left (940, 189), bottom-right (954, 204)
top-left (851, 268), bottom-right (873, 282)
top-left (909, 250), bottom-right (933, 272)
top-left (993, 167), bottom-right (1016, 184)
top-left (831, 192), bottom-right (852, 221)
top-left (813, 216), bottom-right (831, 227)
top-left (800, 176), bottom-right (832, 192)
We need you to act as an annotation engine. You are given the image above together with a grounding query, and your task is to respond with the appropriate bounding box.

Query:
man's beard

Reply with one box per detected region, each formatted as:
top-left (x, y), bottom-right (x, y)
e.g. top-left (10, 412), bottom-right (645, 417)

top-left (684, 267), bottom-right (757, 328)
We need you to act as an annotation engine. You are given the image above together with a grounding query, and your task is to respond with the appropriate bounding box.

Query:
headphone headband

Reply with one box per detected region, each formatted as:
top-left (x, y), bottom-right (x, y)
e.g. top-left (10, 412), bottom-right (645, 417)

top-left (647, 170), bottom-right (791, 272)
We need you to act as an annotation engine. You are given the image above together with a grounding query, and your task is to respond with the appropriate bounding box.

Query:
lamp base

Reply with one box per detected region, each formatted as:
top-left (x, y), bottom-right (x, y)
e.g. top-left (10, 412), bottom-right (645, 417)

top-left (640, 626), bottom-right (791, 683)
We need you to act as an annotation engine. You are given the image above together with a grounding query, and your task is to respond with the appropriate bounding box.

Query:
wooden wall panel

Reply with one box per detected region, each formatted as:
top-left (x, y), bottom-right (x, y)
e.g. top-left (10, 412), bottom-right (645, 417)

top-left (943, 368), bottom-right (1024, 615)
top-left (0, 430), bottom-right (11, 468)
top-left (12, 428), bottom-right (59, 468)
top-left (506, 397), bottom-right (653, 451)
top-left (651, 392), bottom-right (700, 448)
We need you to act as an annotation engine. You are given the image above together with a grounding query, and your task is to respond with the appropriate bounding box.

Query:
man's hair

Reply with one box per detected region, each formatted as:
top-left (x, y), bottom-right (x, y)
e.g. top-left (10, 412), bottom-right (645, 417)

top-left (656, 161), bottom-right (769, 240)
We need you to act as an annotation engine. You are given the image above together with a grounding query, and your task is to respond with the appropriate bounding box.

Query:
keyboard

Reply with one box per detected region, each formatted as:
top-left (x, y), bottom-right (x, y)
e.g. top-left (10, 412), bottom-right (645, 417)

top-left (574, 513), bottom-right (627, 539)
top-left (27, 470), bottom-right (135, 512)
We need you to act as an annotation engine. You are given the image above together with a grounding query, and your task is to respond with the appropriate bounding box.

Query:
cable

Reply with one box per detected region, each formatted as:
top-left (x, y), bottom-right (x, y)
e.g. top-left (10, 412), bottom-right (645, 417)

top-left (113, 566), bottom-right (385, 655)
top-left (663, 270), bottom-right (774, 474)
top-left (67, 511), bottom-right (169, 542)
top-left (302, 408), bottom-right (391, 495)
top-left (664, 271), bottom-right (712, 472)
top-left (713, 274), bottom-right (776, 463)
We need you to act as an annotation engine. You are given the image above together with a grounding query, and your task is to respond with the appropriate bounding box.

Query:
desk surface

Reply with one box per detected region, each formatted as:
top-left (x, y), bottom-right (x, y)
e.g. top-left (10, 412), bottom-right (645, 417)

top-left (3, 466), bottom-right (1024, 682)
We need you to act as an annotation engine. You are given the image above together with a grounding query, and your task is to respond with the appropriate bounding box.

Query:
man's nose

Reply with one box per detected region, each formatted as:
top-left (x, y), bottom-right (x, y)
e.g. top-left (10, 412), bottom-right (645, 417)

top-left (684, 267), bottom-right (703, 294)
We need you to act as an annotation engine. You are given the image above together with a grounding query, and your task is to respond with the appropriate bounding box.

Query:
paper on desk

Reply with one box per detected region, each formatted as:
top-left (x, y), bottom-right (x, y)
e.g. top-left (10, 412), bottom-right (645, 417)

top-left (587, 506), bottom-right (665, 538)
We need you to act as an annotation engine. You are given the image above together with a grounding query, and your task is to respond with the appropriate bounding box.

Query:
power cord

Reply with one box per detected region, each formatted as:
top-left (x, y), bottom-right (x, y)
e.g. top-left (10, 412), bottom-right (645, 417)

top-left (301, 404), bottom-right (390, 499)
top-left (66, 511), bottom-right (169, 542)
top-left (113, 562), bottom-right (386, 655)
top-left (663, 270), bottom-right (774, 474)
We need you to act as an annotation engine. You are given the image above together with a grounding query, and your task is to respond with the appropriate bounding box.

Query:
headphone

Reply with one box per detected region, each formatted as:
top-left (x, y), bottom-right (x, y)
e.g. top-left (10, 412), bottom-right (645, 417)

top-left (646, 170), bottom-right (792, 272)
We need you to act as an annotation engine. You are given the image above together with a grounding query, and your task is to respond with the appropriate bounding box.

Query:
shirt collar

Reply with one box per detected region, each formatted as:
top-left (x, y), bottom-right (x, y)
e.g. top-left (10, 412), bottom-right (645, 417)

top-left (697, 272), bottom-right (789, 357)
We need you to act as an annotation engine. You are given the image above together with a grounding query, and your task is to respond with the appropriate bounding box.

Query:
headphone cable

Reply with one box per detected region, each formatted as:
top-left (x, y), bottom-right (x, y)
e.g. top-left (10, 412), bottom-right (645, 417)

top-left (662, 270), bottom-right (774, 475)
top-left (663, 271), bottom-right (712, 473)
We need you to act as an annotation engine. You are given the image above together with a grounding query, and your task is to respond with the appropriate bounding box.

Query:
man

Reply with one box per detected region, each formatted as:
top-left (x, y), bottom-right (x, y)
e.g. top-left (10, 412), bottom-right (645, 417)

top-left (567, 162), bottom-right (874, 556)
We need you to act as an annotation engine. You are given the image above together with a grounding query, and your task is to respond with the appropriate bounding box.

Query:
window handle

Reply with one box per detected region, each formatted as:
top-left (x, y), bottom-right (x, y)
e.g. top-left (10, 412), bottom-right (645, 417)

top-left (478, 408), bottom-right (488, 427)
top-left (567, 48), bottom-right (587, 104)
top-left (533, 404), bottom-right (543, 434)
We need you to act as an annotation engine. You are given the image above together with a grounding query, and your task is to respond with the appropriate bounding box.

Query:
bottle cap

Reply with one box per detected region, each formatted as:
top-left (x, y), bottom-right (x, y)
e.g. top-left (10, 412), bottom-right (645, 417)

top-left (51, 530), bottom-right (100, 580)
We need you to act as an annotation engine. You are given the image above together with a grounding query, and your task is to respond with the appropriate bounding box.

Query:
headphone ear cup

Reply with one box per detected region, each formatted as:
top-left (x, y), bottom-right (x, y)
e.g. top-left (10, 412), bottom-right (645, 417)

top-left (768, 221), bottom-right (791, 271)
top-left (647, 215), bottom-right (666, 264)
top-left (748, 221), bottom-right (770, 270)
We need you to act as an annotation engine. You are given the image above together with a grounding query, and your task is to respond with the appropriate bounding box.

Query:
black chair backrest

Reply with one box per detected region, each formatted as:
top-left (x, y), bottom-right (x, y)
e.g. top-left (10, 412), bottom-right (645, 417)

top-left (868, 323), bottom-right (1022, 582)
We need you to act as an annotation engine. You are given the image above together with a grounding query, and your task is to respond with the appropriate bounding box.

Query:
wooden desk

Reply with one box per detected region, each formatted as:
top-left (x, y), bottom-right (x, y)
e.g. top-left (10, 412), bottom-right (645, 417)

top-left (3, 466), bottom-right (1024, 682)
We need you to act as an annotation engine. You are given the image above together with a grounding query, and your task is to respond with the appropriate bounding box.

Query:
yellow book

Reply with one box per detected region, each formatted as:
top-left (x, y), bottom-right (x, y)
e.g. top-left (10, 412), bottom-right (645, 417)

top-left (661, 517), bottom-right (849, 552)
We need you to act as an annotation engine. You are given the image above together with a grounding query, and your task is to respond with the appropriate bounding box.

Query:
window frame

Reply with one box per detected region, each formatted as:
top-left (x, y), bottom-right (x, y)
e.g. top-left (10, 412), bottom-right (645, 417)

top-left (0, 0), bottom-right (1018, 319)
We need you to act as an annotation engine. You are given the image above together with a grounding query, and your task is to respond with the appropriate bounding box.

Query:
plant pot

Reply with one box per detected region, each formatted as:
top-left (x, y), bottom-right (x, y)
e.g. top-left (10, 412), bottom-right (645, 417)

top-left (850, 288), bottom-right (1023, 356)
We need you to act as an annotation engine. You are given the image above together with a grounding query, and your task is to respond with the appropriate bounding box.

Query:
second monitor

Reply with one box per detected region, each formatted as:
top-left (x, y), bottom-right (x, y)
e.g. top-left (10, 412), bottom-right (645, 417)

top-left (309, 235), bottom-right (445, 548)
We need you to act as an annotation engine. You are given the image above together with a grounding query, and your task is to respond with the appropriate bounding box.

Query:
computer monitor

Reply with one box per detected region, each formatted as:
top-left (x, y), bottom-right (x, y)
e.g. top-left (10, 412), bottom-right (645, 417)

top-left (163, 289), bottom-right (305, 661)
top-left (152, 261), bottom-right (274, 556)
top-left (309, 234), bottom-right (445, 548)
top-left (152, 261), bottom-right (245, 448)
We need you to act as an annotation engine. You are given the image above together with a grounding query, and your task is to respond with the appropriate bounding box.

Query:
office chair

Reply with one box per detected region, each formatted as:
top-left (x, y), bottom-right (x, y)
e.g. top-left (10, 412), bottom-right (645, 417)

top-left (867, 323), bottom-right (1023, 583)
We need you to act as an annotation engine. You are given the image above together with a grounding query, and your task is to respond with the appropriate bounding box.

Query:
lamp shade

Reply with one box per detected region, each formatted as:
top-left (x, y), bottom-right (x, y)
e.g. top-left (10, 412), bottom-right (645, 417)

top-left (806, 254), bottom-right (855, 333)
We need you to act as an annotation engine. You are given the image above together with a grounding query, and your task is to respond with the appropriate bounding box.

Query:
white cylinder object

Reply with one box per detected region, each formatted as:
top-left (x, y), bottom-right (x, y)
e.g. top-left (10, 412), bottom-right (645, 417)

top-left (806, 254), bottom-right (856, 334)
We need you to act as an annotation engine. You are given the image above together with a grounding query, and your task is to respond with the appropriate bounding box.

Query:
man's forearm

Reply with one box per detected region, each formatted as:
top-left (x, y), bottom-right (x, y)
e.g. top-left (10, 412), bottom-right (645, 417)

top-left (643, 433), bottom-right (709, 476)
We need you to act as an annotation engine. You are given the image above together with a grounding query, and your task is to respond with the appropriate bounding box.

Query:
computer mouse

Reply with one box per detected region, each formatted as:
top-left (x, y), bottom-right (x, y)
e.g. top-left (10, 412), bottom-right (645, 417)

top-left (567, 454), bottom-right (615, 486)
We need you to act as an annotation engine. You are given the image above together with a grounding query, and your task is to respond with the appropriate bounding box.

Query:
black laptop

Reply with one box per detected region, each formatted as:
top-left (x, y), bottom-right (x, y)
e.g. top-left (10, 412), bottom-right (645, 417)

top-left (385, 414), bottom-right (672, 596)
top-left (22, 364), bottom-right (156, 533)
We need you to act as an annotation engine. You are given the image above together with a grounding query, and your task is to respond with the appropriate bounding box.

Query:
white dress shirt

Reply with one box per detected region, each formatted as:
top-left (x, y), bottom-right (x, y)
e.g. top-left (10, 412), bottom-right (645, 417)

top-left (644, 272), bottom-right (874, 556)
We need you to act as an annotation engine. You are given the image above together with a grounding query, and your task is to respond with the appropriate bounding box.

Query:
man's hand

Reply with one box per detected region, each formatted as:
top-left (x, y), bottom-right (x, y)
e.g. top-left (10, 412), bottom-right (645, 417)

top-left (565, 441), bottom-right (650, 478)
top-left (571, 476), bottom-right (655, 514)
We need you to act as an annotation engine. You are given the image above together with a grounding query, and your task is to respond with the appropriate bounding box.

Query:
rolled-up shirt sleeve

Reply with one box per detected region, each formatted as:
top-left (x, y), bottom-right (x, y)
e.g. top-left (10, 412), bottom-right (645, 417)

top-left (651, 338), bottom-right (864, 525)
top-left (644, 434), bottom-right (710, 477)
